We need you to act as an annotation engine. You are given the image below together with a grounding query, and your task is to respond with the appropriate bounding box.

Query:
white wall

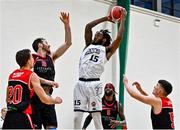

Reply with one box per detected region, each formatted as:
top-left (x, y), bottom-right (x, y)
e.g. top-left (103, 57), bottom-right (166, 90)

top-left (0, 2), bottom-right (2, 99)
top-left (1, 1), bottom-right (180, 129)
top-left (0, 0), bottom-right (117, 129)
top-left (125, 6), bottom-right (180, 129)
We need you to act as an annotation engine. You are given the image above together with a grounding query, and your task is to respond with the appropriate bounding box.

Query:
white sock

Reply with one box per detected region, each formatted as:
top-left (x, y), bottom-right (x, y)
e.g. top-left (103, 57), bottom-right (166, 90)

top-left (74, 111), bottom-right (83, 129)
top-left (92, 112), bottom-right (103, 130)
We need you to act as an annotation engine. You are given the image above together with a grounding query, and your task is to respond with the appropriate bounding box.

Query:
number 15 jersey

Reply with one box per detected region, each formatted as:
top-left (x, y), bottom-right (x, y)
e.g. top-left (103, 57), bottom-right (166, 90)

top-left (79, 44), bottom-right (107, 79)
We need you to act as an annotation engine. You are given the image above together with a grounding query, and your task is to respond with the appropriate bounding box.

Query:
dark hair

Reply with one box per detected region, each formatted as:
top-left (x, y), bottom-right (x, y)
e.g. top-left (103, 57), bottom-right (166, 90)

top-left (32, 38), bottom-right (45, 52)
top-left (104, 83), bottom-right (118, 94)
top-left (100, 29), bottom-right (112, 46)
top-left (16, 49), bottom-right (31, 67)
top-left (104, 83), bottom-right (117, 100)
top-left (158, 79), bottom-right (173, 95)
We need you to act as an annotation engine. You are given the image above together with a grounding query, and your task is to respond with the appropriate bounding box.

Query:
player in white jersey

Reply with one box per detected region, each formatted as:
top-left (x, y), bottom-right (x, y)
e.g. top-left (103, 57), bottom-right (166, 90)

top-left (79, 44), bottom-right (107, 79)
top-left (74, 8), bottom-right (127, 129)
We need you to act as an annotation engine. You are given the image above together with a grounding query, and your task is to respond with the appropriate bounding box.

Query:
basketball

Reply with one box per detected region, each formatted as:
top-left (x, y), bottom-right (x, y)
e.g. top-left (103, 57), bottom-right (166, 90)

top-left (110, 6), bottom-right (122, 22)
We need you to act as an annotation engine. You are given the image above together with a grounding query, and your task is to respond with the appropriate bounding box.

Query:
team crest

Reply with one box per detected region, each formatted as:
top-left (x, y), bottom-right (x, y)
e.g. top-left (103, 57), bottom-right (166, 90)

top-left (91, 102), bottom-right (96, 107)
top-left (41, 60), bottom-right (47, 67)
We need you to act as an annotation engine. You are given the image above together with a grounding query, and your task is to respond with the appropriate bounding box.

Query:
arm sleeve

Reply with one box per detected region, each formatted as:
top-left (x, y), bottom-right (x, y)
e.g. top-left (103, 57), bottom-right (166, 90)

top-left (82, 114), bottom-right (93, 129)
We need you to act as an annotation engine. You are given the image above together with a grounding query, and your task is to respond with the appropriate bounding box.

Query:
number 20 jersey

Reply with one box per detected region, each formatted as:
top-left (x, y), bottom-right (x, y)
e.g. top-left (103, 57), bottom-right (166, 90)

top-left (7, 69), bottom-right (34, 114)
top-left (79, 44), bottom-right (107, 79)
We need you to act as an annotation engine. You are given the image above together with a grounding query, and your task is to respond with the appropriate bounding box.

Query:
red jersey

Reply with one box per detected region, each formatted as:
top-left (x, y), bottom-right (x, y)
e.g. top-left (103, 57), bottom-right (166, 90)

top-left (151, 97), bottom-right (175, 129)
top-left (7, 69), bottom-right (34, 114)
top-left (101, 97), bottom-right (119, 129)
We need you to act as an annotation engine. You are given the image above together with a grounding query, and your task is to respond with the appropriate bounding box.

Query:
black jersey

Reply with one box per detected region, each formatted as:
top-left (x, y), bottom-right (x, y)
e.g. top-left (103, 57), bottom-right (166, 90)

top-left (33, 54), bottom-right (55, 81)
top-left (101, 97), bottom-right (119, 129)
top-left (33, 53), bottom-right (55, 96)
top-left (32, 54), bottom-right (55, 104)
top-left (7, 69), bottom-right (34, 114)
top-left (31, 54), bottom-right (57, 129)
top-left (151, 97), bottom-right (175, 129)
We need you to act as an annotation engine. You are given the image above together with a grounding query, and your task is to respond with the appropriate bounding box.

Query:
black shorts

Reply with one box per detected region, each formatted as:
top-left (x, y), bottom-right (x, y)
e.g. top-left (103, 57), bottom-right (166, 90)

top-left (31, 103), bottom-right (57, 129)
top-left (2, 111), bottom-right (34, 129)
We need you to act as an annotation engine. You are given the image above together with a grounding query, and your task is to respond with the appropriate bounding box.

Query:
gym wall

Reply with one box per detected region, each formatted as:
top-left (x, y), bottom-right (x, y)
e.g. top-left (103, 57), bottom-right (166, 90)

top-left (125, 5), bottom-right (180, 129)
top-left (0, 0), bottom-right (179, 129)
top-left (0, 0), bottom-right (115, 129)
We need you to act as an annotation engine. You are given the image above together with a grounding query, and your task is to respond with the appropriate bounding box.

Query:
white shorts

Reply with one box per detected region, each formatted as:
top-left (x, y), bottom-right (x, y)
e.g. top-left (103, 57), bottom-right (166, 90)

top-left (73, 80), bottom-right (103, 112)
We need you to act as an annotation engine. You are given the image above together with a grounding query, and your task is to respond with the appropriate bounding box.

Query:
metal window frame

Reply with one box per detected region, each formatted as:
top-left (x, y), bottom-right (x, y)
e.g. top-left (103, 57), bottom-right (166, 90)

top-left (131, 0), bottom-right (178, 17)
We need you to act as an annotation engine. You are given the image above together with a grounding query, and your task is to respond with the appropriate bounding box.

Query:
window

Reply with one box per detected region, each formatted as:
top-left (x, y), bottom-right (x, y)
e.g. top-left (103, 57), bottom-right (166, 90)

top-left (174, 0), bottom-right (180, 17)
top-left (162, 0), bottom-right (173, 16)
top-left (132, 0), bottom-right (153, 10)
top-left (131, 0), bottom-right (180, 18)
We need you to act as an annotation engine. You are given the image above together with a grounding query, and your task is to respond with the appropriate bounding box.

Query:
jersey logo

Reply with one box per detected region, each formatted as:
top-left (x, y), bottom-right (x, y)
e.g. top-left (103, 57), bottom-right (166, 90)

top-left (91, 102), bottom-right (96, 107)
top-left (12, 72), bottom-right (24, 78)
top-left (41, 60), bottom-right (47, 67)
top-left (85, 48), bottom-right (100, 55)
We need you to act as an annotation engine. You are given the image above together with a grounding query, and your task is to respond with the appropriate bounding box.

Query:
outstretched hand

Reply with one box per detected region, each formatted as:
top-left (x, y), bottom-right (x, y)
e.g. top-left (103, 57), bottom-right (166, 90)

top-left (59, 12), bottom-right (70, 25)
top-left (123, 74), bottom-right (128, 84)
top-left (132, 82), bottom-right (141, 90)
top-left (55, 97), bottom-right (63, 104)
top-left (109, 120), bottom-right (120, 129)
top-left (48, 81), bottom-right (59, 88)
top-left (132, 81), bottom-right (148, 96)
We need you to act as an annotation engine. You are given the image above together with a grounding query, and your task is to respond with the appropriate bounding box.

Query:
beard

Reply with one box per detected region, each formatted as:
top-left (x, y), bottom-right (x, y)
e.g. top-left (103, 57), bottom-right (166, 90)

top-left (92, 39), bottom-right (103, 45)
top-left (105, 90), bottom-right (113, 96)
top-left (42, 47), bottom-right (51, 55)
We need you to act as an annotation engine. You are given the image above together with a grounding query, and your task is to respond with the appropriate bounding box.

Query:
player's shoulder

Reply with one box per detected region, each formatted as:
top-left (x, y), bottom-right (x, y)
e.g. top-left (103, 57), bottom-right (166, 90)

top-left (30, 72), bottom-right (39, 80)
top-left (32, 53), bottom-right (38, 57)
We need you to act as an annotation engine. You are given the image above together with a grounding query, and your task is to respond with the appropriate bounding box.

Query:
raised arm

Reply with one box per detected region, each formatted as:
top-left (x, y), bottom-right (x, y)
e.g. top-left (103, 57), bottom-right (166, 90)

top-left (123, 75), bottom-right (160, 107)
top-left (84, 16), bottom-right (110, 47)
top-left (30, 73), bottom-right (62, 105)
top-left (52, 12), bottom-right (72, 62)
top-left (132, 82), bottom-right (148, 96)
top-left (106, 8), bottom-right (127, 60)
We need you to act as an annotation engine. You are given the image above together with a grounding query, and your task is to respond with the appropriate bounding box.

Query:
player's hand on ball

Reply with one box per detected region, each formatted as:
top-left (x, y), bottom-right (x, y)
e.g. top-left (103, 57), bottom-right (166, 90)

top-left (121, 8), bottom-right (127, 20)
top-left (107, 12), bottom-right (115, 23)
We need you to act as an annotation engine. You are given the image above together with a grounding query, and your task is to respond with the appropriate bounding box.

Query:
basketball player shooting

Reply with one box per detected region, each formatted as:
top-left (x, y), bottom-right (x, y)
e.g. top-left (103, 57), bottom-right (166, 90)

top-left (73, 6), bottom-right (127, 129)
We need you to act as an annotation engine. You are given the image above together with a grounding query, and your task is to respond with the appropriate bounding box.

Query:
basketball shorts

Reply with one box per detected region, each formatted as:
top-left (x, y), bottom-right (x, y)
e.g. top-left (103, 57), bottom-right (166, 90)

top-left (74, 80), bottom-right (103, 112)
top-left (31, 103), bottom-right (57, 129)
top-left (2, 111), bottom-right (34, 129)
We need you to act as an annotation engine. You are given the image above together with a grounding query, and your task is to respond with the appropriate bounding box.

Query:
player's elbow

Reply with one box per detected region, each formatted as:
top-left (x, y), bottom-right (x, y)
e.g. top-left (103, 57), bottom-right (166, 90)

top-left (85, 23), bottom-right (93, 32)
top-left (67, 41), bottom-right (72, 47)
